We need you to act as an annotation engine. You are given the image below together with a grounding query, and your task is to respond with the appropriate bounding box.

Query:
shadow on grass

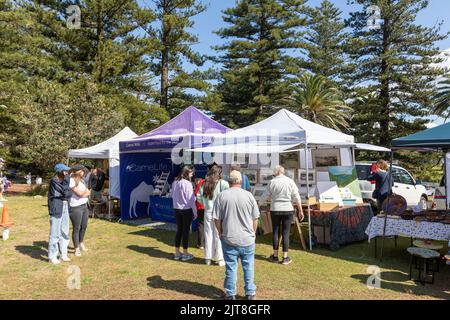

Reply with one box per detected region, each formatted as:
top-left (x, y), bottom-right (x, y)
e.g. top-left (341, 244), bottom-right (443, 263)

top-left (127, 245), bottom-right (205, 265)
top-left (351, 271), bottom-right (450, 300)
top-left (15, 241), bottom-right (48, 262)
top-left (147, 275), bottom-right (223, 299)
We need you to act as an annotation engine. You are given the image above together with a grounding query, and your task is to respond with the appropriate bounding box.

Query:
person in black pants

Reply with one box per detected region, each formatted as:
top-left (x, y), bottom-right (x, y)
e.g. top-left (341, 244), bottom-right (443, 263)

top-left (171, 166), bottom-right (197, 261)
top-left (367, 160), bottom-right (392, 213)
top-left (259, 165), bottom-right (304, 265)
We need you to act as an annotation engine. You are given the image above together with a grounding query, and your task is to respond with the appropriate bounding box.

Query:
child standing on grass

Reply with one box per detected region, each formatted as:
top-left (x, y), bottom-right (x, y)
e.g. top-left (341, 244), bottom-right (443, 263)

top-left (47, 163), bottom-right (72, 265)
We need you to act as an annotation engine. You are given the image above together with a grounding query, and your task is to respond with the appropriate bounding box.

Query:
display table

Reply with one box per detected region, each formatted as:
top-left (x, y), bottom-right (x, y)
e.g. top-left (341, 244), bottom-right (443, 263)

top-left (365, 216), bottom-right (450, 242)
top-left (309, 204), bottom-right (374, 250)
top-left (150, 196), bottom-right (198, 231)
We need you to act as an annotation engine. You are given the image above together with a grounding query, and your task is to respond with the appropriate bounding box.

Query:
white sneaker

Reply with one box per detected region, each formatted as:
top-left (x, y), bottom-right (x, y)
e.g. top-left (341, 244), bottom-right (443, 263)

top-left (205, 259), bottom-right (211, 265)
top-left (60, 256), bottom-right (71, 262)
top-left (181, 253), bottom-right (194, 262)
top-left (218, 260), bottom-right (226, 267)
top-left (80, 243), bottom-right (89, 252)
top-left (74, 248), bottom-right (82, 257)
top-left (50, 258), bottom-right (60, 265)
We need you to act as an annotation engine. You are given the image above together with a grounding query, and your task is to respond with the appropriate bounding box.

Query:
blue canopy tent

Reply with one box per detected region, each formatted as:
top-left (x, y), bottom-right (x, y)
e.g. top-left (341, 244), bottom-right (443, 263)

top-left (118, 106), bottom-right (231, 222)
top-left (377, 122), bottom-right (450, 260)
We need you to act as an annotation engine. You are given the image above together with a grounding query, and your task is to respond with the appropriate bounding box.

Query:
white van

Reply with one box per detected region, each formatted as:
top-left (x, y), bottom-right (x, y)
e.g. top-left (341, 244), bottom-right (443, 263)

top-left (356, 162), bottom-right (429, 210)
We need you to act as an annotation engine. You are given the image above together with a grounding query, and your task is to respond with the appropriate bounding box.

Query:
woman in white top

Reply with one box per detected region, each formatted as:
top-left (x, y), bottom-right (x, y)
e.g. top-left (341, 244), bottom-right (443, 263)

top-left (197, 165), bottom-right (229, 266)
top-left (69, 165), bottom-right (91, 257)
top-left (259, 165), bottom-right (304, 265)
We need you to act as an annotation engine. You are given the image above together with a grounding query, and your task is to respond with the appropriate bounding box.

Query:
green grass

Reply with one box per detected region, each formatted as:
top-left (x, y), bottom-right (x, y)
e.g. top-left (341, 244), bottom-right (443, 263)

top-left (0, 196), bottom-right (448, 300)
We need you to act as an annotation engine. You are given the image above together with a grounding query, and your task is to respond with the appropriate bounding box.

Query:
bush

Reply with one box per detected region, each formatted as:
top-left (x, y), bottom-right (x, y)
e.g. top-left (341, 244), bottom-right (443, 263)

top-left (24, 185), bottom-right (49, 197)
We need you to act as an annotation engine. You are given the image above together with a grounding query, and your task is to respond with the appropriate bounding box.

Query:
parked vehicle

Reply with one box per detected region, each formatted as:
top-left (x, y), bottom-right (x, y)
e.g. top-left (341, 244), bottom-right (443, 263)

top-left (356, 162), bottom-right (429, 210)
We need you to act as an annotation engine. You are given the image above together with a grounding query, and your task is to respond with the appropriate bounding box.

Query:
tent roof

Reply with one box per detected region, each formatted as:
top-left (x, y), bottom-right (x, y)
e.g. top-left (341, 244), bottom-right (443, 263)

top-left (119, 106), bottom-right (231, 152)
top-left (68, 127), bottom-right (138, 159)
top-left (391, 122), bottom-right (450, 149)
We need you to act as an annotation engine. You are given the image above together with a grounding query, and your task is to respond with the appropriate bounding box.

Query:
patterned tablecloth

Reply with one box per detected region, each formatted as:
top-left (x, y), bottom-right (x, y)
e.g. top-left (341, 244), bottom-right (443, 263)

top-left (309, 205), bottom-right (374, 250)
top-left (365, 216), bottom-right (450, 242)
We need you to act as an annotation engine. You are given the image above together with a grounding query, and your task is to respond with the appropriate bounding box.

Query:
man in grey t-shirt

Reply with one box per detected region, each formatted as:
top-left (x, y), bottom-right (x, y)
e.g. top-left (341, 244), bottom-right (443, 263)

top-left (213, 170), bottom-right (260, 300)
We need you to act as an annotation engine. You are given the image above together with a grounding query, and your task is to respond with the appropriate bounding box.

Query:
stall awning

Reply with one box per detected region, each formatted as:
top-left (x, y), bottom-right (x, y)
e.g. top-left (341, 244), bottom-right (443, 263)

top-left (355, 143), bottom-right (391, 152)
top-left (391, 122), bottom-right (450, 149)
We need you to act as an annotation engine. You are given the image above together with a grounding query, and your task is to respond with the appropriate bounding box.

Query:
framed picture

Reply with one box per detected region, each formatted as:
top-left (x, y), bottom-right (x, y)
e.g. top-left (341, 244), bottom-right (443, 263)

top-left (312, 149), bottom-right (340, 168)
top-left (242, 169), bottom-right (257, 184)
top-left (252, 184), bottom-right (267, 202)
top-left (259, 169), bottom-right (274, 184)
top-left (284, 168), bottom-right (296, 179)
top-left (298, 169), bottom-right (316, 184)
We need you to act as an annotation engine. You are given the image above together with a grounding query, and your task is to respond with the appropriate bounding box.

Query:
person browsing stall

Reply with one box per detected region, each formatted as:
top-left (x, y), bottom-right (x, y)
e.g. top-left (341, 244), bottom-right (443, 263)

top-left (259, 165), bottom-right (304, 265)
top-left (367, 160), bottom-right (392, 213)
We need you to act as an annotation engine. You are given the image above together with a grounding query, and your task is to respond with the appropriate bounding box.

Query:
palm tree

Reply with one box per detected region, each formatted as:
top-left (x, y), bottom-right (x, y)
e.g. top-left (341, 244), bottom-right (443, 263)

top-left (285, 74), bottom-right (352, 131)
top-left (434, 76), bottom-right (450, 119)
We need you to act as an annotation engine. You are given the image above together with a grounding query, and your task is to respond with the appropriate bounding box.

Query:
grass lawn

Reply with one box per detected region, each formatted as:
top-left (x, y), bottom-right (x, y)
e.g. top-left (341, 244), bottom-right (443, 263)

top-left (0, 196), bottom-right (449, 300)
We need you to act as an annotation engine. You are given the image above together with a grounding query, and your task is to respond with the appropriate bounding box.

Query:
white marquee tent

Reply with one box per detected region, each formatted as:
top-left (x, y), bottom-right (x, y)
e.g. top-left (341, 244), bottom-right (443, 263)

top-left (68, 127), bottom-right (138, 199)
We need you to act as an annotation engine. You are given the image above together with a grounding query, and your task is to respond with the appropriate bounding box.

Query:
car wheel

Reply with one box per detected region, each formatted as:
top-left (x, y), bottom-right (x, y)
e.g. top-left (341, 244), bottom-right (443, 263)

top-left (420, 196), bottom-right (428, 210)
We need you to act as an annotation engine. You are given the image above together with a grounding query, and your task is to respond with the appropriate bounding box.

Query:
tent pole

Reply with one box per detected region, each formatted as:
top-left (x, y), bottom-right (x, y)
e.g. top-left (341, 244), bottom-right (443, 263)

top-left (108, 151), bottom-right (111, 221)
top-left (305, 143), bottom-right (312, 251)
top-left (444, 149), bottom-right (449, 211)
top-left (380, 151), bottom-right (394, 261)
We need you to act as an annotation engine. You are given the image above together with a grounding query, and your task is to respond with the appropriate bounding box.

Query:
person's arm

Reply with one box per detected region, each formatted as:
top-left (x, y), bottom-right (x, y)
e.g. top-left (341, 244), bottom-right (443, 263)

top-left (291, 180), bottom-right (304, 221)
top-left (250, 195), bottom-right (260, 234)
top-left (184, 180), bottom-right (197, 218)
top-left (71, 180), bottom-right (90, 198)
top-left (212, 197), bottom-right (222, 236)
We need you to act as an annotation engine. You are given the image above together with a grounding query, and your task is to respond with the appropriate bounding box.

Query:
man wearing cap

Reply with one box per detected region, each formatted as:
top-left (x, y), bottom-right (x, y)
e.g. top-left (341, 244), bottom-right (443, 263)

top-left (47, 163), bottom-right (72, 264)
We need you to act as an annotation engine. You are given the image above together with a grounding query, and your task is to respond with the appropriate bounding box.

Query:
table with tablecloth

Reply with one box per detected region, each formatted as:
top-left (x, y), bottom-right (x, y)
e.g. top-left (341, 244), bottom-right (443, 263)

top-left (365, 216), bottom-right (450, 242)
top-left (309, 204), bottom-right (374, 250)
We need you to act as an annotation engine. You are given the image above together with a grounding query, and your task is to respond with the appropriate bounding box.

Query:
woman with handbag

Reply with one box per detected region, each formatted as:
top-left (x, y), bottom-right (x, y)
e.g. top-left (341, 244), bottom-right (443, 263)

top-left (368, 160), bottom-right (392, 213)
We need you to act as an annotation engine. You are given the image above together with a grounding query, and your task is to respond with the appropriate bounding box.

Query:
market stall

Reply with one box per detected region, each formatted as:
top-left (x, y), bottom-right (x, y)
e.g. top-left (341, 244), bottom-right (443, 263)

top-left (189, 108), bottom-right (387, 250)
top-left (375, 121), bottom-right (450, 259)
top-left (68, 127), bottom-right (138, 218)
top-left (118, 106), bottom-right (231, 221)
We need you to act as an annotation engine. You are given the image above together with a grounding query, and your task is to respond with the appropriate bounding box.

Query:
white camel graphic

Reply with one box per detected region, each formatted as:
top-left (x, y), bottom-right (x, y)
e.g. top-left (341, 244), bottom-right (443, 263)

top-left (129, 181), bottom-right (154, 219)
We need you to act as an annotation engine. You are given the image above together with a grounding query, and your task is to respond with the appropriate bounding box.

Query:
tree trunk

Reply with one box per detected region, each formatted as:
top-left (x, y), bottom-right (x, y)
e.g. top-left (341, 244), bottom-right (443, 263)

top-left (160, 0), bottom-right (170, 110)
top-left (379, 7), bottom-right (391, 147)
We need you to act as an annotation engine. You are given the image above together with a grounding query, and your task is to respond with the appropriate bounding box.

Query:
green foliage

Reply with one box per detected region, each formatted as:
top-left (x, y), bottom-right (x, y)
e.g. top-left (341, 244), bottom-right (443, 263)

top-left (434, 75), bottom-right (450, 119)
top-left (213, 0), bottom-right (308, 128)
top-left (25, 184), bottom-right (49, 197)
top-left (285, 74), bottom-right (352, 131)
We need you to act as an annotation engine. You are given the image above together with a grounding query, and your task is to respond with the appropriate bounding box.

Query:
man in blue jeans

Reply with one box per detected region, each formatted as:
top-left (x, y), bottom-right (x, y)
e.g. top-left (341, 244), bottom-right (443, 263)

top-left (213, 170), bottom-right (260, 300)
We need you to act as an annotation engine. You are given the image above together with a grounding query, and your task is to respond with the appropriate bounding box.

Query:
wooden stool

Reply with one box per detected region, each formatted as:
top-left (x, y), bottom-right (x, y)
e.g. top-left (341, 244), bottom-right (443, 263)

top-left (407, 247), bottom-right (440, 285)
top-left (413, 239), bottom-right (444, 251)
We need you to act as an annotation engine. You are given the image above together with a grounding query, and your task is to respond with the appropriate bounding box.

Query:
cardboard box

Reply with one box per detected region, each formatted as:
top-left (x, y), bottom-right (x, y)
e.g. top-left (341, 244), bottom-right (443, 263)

top-left (259, 210), bottom-right (273, 235)
top-left (305, 196), bottom-right (317, 206)
top-left (318, 203), bottom-right (339, 211)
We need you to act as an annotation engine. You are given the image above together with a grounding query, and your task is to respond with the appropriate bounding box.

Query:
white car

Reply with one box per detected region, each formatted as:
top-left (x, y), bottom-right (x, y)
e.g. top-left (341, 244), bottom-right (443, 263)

top-left (356, 162), bottom-right (429, 210)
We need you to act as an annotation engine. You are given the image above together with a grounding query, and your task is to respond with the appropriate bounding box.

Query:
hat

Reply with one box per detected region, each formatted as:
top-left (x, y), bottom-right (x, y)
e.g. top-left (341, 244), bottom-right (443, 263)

top-left (54, 163), bottom-right (71, 173)
top-left (71, 164), bottom-right (85, 172)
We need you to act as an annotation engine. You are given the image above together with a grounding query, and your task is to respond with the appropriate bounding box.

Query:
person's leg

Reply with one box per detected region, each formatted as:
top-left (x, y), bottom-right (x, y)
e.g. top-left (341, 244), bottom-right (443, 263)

top-left (203, 213), bottom-right (214, 261)
top-left (48, 215), bottom-right (62, 261)
top-left (181, 210), bottom-right (192, 253)
top-left (281, 214), bottom-right (294, 258)
top-left (212, 218), bottom-right (224, 263)
top-left (59, 202), bottom-right (70, 258)
top-left (79, 204), bottom-right (89, 249)
top-left (174, 210), bottom-right (183, 255)
top-left (221, 240), bottom-right (239, 298)
top-left (240, 244), bottom-right (256, 297)
top-left (69, 206), bottom-right (82, 250)
top-left (270, 212), bottom-right (282, 257)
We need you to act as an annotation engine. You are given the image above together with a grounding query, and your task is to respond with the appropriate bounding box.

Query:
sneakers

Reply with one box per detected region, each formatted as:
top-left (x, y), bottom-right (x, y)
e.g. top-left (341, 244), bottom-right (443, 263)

top-left (268, 255), bottom-right (279, 263)
top-left (49, 258), bottom-right (60, 265)
top-left (181, 253), bottom-right (194, 262)
top-left (74, 248), bottom-right (82, 257)
top-left (80, 243), bottom-right (89, 252)
top-left (281, 257), bottom-right (292, 265)
top-left (218, 260), bottom-right (226, 267)
top-left (174, 253), bottom-right (182, 260)
top-left (247, 294), bottom-right (256, 300)
top-left (60, 255), bottom-right (71, 262)
top-left (205, 259), bottom-right (211, 265)
top-left (225, 295), bottom-right (236, 300)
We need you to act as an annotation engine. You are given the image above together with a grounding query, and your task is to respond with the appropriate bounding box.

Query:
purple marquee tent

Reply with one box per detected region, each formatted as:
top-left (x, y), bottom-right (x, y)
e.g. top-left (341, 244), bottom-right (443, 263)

top-left (119, 106), bottom-right (230, 221)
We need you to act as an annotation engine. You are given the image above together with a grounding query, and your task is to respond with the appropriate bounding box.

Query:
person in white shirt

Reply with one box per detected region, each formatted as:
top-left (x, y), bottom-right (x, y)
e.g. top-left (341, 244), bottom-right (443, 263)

top-left (69, 165), bottom-right (91, 257)
top-left (259, 165), bottom-right (304, 265)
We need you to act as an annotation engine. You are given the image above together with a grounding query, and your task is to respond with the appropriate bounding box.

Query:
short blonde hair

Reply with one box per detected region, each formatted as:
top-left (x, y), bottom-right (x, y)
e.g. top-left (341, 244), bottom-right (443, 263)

top-left (273, 165), bottom-right (285, 176)
top-left (228, 170), bottom-right (242, 185)
top-left (377, 160), bottom-right (389, 171)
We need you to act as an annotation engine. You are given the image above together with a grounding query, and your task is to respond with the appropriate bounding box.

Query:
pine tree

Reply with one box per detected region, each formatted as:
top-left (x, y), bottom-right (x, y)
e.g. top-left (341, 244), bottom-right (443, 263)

top-left (346, 0), bottom-right (448, 147)
top-left (214, 0), bottom-right (308, 128)
top-left (143, 0), bottom-right (209, 116)
top-left (303, 0), bottom-right (349, 85)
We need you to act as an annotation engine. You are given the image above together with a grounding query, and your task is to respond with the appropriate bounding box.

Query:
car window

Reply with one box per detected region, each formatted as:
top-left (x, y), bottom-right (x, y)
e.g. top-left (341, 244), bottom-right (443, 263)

top-left (391, 168), bottom-right (401, 184)
top-left (398, 169), bottom-right (414, 185)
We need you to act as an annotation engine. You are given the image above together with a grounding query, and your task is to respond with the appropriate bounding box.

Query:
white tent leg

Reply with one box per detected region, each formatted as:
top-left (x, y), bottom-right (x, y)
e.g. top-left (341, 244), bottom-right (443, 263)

top-left (305, 143), bottom-right (312, 251)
